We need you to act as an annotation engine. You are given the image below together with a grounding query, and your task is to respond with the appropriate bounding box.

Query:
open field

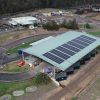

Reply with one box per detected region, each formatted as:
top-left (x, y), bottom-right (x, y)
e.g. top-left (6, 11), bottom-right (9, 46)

top-left (0, 27), bottom-right (67, 45)
top-left (16, 82), bottom-right (56, 100)
top-left (91, 14), bottom-right (100, 21)
top-left (79, 76), bottom-right (100, 100)
top-left (0, 30), bottom-right (34, 44)
top-left (0, 29), bottom-right (33, 44)
top-left (47, 53), bottom-right (100, 100)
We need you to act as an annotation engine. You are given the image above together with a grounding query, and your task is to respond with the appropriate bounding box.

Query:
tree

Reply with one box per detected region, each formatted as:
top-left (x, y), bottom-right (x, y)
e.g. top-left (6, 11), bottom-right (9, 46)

top-left (34, 73), bottom-right (51, 86)
top-left (71, 97), bottom-right (78, 100)
top-left (71, 19), bottom-right (79, 29)
top-left (42, 20), bottom-right (60, 31)
top-left (61, 19), bottom-right (79, 30)
top-left (84, 23), bottom-right (91, 29)
top-left (0, 0), bottom-right (100, 14)
top-left (60, 19), bottom-right (68, 28)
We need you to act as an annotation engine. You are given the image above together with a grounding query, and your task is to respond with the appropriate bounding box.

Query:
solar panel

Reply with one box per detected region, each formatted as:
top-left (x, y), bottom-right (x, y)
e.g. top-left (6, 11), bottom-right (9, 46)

top-left (81, 35), bottom-right (96, 42)
top-left (62, 43), bottom-right (80, 52)
top-left (50, 49), bottom-right (70, 60)
top-left (77, 36), bottom-right (93, 44)
top-left (72, 39), bottom-right (89, 46)
top-left (43, 34), bottom-right (97, 65)
top-left (56, 46), bottom-right (75, 56)
top-left (43, 52), bottom-right (64, 64)
top-left (67, 41), bottom-right (85, 49)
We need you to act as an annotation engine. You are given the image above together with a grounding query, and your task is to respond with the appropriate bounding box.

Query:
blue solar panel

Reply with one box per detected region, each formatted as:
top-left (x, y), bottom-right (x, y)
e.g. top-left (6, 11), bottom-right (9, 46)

top-left (67, 41), bottom-right (85, 49)
top-left (72, 39), bottom-right (89, 46)
top-left (77, 37), bottom-right (93, 44)
top-left (56, 46), bottom-right (75, 56)
top-left (43, 35), bottom-right (96, 64)
top-left (50, 49), bottom-right (70, 60)
top-left (43, 52), bottom-right (64, 64)
top-left (81, 35), bottom-right (96, 42)
top-left (62, 43), bottom-right (80, 52)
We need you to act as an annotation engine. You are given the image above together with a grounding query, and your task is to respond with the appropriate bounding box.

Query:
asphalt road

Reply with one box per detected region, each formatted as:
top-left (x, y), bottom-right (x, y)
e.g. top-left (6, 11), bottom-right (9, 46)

top-left (0, 70), bottom-right (36, 82)
top-left (0, 53), bottom-right (21, 66)
top-left (1, 32), bottom-right (62, 49)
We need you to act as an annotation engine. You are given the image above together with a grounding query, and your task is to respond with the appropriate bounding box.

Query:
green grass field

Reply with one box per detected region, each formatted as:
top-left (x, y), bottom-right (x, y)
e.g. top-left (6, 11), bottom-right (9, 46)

top-left (0, 73), bottom-right (51, 96)
top-left (2, 61), bottom-right (29, 72)
top-left (0, 78), bottom-right (35, 96)
top-left (7, 42), bottom-right (31, 54)
top-left (88, 32), bottom-right (100, 36)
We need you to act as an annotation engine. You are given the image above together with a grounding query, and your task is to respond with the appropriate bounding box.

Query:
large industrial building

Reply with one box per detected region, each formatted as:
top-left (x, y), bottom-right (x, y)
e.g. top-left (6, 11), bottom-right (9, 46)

top-left (22, 31), bottom-right (100, 81)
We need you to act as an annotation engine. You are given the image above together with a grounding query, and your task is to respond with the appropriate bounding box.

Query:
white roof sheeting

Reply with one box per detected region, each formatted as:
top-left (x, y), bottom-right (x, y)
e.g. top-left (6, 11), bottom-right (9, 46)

top-left (8, 20), bottom-right (17, 25)
top-left (9, 16), bottom-right (38, 25)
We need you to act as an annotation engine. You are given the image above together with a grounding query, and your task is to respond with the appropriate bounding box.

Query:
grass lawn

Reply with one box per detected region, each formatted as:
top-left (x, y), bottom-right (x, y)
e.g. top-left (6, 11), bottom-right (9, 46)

top-left (2, 61), bottom-right (30, 72)
top-left (0, 78), bottom-right (35, 96)
top-left (88, 32), bottom-right (100, 36)
top-left (7, 42), bottom-right (31, 54)
top-left (0, 73), bottom-right (52, 97)
top-left (7, 37), bottom-right (41, 54)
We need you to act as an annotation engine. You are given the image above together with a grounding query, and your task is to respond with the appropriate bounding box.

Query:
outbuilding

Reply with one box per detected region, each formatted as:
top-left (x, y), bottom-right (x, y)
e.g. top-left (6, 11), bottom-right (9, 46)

top-left (8, 16), bottom-right (40, 28)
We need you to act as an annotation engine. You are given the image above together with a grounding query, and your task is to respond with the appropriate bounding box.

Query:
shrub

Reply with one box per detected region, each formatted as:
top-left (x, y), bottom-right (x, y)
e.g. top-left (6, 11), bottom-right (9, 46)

top-left (42, 20), bottom-right (60, 30)
top-left (60, 19), bottom-right (68, 28)
top-left (34, 73), bottom-right (51, 86)
top-left (71, 97), bottom-right (78, 100)
top-left (61, 19), bottom-right (79, 30)
top-left (67, 19), bottom-right (79, 29)
top-left (43, 18), bottom-right (79, 30)
top-left (84, 23), bottom-right (91, 29)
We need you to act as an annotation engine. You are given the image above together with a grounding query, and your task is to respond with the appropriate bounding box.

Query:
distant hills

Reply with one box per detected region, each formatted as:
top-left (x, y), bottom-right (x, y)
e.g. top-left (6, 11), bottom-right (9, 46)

top-left (0, 0), bottom-right (100, 14)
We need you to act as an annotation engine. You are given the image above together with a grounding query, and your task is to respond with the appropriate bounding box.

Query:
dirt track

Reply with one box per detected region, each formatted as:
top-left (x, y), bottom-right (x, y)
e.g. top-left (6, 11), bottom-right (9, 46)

top-left (48, 54), bottom-right (100, 100)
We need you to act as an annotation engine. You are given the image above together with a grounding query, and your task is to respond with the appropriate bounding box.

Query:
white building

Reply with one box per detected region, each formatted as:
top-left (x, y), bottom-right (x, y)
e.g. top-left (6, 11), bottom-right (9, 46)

top-left (8, 16), bottom-right (40, 27)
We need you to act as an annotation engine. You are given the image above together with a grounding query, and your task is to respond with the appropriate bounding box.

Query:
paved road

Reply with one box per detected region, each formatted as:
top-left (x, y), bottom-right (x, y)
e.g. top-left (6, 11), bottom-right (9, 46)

top-left (48, 54), bottom-right (100, 100)
top-left (1, 32), bottom-right (62, 49)
top-left (0, 53), bottom-right (21, 67)
top-left (0, 70), bottom-right (36, 82)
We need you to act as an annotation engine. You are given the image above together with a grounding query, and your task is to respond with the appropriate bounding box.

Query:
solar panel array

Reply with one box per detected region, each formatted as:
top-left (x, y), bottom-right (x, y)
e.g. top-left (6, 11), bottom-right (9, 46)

top-left (43, 35), bottom-right (96, 64)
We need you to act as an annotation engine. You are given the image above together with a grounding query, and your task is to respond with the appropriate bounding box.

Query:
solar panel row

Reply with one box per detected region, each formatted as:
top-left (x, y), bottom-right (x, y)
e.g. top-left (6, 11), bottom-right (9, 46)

top-left (77, 36), bottom-right (94, 44)
top-left (43, 52), bottom-right (64, 64)
top-left (67, 41), bottom-right (85, 49)
top-left (43, 35), bottom-right (96, 64)
top-left (56, 46), bottom-right (75, 56)
top-left (62, 44), bottom-right (80, 52)
top-left (81, 35), bottom-right (96, 41)
top-left (50, 49), bottom-right (70, 60)
top-left (72, 39), bottom-right (89, 46)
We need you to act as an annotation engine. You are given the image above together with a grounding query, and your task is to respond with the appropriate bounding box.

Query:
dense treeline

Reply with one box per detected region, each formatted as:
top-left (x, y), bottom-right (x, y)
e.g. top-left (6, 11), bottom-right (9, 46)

top-left (0, 0), bottom-right (100, 14)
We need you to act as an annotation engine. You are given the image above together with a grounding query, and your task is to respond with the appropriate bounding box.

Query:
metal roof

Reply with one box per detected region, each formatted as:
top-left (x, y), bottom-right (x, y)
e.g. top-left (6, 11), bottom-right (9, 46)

top-left (9, 16), bottom-right (38, 25)
top-left (23, 31), bottom-right (100, 71)
top-left (30, 36), bottom-right (54, 46)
